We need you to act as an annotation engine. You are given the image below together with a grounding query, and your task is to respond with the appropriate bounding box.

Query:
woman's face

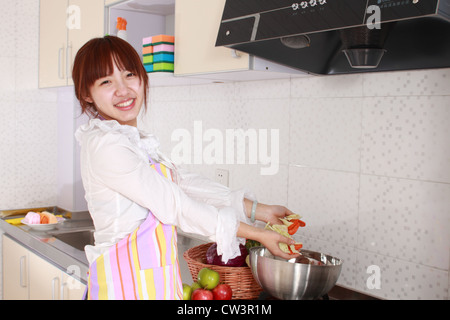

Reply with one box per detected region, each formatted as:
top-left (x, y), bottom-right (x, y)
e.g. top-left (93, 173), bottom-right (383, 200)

top-left (86, 62), bottom-right (144, 127)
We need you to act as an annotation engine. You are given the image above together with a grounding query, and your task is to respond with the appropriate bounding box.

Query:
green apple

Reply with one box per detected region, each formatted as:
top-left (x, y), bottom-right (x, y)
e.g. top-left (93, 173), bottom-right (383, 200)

top-left (191, 281), bottom-right (201, 291)
top-left (197, 268), bottom-right (220, 290)
top-left (183, 283), bottom-right (193, 300)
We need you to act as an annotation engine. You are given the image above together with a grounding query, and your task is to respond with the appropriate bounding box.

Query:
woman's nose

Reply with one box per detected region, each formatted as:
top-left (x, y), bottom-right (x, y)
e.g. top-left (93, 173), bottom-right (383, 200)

top-left (114, 80), bottom-right (128, 96)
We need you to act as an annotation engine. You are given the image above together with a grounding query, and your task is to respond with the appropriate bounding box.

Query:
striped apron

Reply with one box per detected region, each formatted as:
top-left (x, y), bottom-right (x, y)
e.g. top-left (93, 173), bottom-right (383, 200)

top-left (85, 158), bottom-right (183, 300)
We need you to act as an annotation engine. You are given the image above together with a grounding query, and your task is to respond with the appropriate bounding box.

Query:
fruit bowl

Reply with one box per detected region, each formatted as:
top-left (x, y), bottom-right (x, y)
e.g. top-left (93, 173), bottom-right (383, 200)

top-left (21, 217), bottom-right (65, 231)
top-left (183, 243), bottom-right (262, 299)
top-left (248, 247), bottom-right (342, 300)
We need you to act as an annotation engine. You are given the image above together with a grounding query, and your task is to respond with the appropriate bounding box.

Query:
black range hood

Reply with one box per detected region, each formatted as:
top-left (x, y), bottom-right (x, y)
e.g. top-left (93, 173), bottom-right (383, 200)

top-left (215, 0), bottom-right (450, 75)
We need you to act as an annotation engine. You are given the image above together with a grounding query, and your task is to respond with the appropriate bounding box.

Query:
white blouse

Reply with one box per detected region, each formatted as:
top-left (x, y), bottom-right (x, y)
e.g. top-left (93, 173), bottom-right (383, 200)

top-left (75, 119), bottom-right (254, 265)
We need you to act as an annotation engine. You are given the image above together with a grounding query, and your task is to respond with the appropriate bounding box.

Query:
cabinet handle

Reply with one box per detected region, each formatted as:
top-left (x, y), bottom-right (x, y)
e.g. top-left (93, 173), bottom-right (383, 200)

top-left (61, 281), bottom-right (68, 300)
top-left (19, 256), bottom-right (27, 288)
top-left (231, 50), bottom-right (241, 59)
top-left (66, 42), bottom-right (73, 79)
top-left (51, 277), bottom-right (60, 300)
top-left (58, 46), bottom-right (65, 79)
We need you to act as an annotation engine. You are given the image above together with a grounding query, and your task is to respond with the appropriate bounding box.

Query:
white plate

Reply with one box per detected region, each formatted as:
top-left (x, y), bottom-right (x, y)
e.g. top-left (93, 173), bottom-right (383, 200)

top-left (21, 217), bottom-right (65, 231)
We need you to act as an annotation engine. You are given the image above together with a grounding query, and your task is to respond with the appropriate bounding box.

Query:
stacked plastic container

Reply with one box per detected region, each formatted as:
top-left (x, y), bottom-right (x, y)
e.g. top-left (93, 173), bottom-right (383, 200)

top-left (142, 35), bottom-right (175, 73)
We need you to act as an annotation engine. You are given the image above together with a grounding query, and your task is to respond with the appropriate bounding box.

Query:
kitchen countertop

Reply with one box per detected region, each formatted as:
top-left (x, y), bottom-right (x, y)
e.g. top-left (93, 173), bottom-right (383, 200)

top-left (1, 208), bottom-right (378, 300)
top-left (0, 207), bottom-right (208, 286)
top-left (0, 209), bottom-right (92, 284)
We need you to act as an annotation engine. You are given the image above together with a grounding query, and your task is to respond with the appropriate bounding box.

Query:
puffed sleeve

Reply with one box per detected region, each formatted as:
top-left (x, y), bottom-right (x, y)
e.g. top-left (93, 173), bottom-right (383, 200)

top-left (88, 132), bottom-right (243, 262)
top-left (176, 168), bottom-right (256, 225)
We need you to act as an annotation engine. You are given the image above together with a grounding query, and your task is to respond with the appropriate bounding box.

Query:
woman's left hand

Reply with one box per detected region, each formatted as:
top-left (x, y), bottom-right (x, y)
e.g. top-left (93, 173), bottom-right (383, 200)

top-left (244, 199), bottom-right (297, 225)
top-left (258, 204), bottom-right (296, 225)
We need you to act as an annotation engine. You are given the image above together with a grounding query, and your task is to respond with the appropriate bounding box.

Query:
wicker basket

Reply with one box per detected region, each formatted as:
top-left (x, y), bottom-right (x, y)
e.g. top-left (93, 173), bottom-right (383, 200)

top-left (183, 242), bottom-right (262, 300)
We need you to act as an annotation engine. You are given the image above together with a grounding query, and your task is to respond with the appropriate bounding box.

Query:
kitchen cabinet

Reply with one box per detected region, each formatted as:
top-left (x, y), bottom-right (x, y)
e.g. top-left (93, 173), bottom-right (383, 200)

top-left (105, 0), bottom-right (208, 86)
top-left (174, 0), bottom-right (304, 80)
top-left (174, 0), bottom-right (249, 76)
top-left (106, 0), bottom-right (304, 86)
top-left (2, 235), bottom-right (86, 300)
top-left (39, 0), bottom-right (105, 88)
top-left (2, 235), bottom-right (29, 299)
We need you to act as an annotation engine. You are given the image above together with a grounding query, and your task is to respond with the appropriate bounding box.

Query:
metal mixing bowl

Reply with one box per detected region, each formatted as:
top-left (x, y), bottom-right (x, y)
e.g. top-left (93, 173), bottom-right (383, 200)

top-left (249, 247), bottom-right (343, 300)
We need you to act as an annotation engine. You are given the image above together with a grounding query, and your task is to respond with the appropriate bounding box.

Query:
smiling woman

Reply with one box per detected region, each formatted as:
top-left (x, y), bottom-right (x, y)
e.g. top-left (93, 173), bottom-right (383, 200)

top-left (72, 35), bottom-right (149, 121)
top-left (71, 36), bottom-right (299, 300)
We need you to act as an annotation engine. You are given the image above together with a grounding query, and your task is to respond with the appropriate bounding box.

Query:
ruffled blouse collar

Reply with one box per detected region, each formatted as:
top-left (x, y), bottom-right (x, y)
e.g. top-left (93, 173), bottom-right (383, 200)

top-left (75, 118), bottom-right (162, 161)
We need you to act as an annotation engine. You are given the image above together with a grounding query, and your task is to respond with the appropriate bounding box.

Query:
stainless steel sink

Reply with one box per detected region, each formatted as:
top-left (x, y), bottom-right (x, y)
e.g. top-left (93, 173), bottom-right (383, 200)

top-left (50, 229), bottom-right (95, 251)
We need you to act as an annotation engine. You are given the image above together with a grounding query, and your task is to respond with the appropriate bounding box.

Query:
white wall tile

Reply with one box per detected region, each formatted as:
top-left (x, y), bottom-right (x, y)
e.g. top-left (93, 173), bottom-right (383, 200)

top-left (15, 0), bottom-right (39, 59)
top-left (289, 97), bottom-right (362, 172)
top-left (356, 250), bottom-right (448, 300)
top-left (0, 0), bottom-right (16, 58)
top-left (230, 164), bottom-right (289, 206)
top-left (234, 78), bottom-right (290, 100)
top-left (190, 82), bottom-right (235, 101)
top-left (226, 98), bottom-right (290, 166)
top-left (288, 166), bottom-right (360, 248)
top-left (0, 57), bottom-right (16, 101)
top-left (363, 68), bottom-right (450, 97)
top-left (149, 84), bottom-right (192, 102)
top-left (359, 175), bottom-right (450, 270)
top-left (291, 74), bottom-right (364, 98)
top-left (361, 96), bottom-right (450, 183)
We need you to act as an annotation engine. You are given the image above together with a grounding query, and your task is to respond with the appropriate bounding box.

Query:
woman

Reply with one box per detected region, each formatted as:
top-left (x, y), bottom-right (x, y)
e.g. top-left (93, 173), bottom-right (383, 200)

top-left (72, 36), bottom-right (298, 300)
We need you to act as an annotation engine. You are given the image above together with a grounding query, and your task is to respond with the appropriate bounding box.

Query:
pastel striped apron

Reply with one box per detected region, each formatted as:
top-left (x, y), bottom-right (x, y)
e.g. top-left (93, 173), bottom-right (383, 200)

top-left (86, 158), bottom-right (183, 300)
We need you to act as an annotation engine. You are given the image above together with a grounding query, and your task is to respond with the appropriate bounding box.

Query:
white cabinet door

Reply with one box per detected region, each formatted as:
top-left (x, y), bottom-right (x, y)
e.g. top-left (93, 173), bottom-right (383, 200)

top-left (39, 0), bottom-right (68, 88)
top-left (2, 235), bottom-right (87, 300)
top-left (174, 0), bottom-right (250, 76)
top-left (67, 0), bottom-right (105, 86)
top-left (62, 272), bottom-right (86, 300)
top-left (2, 235), bottom-right (29, 300)
top-left (29, 251), bottom-right (63, 300)
top-left (39, 0), bottom-right (104, 88)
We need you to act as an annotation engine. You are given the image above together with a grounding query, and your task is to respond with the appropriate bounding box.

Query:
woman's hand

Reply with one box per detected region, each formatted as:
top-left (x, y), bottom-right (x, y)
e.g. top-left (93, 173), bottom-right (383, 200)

top-left (244, 199), bottom-right (297, 225)
top-left (257, 229), bottom-right (300, 260)
top-left (237, 222), bottom-right (299, 260)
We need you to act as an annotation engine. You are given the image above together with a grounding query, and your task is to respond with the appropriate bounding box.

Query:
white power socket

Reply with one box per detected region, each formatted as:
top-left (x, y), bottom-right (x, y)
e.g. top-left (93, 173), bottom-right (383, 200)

top-left (215, 169), bottom-right (229, 187)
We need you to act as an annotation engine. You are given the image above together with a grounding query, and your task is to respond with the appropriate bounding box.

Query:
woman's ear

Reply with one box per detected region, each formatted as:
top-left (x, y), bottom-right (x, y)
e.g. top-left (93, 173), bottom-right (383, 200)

top-left (84, 96), bottom-right (94, 104)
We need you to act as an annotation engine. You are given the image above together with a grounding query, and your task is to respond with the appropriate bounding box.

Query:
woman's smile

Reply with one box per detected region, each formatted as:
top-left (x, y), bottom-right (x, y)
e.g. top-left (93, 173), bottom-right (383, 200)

top-left (115, 98), bottom-right (136, 110)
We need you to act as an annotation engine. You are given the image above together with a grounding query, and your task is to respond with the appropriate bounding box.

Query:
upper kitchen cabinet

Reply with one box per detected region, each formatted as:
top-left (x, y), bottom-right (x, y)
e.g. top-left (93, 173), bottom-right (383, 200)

top-left (39, 0), bottom-right (105, 88)
top-left (106, 0), bottom-right (303, 85)
top-left (174, 0), bottom-right (304, 81)
top-left (105, 0), bottom-right (175, 60)
top-left (174, 0), bottom-right (249, 76)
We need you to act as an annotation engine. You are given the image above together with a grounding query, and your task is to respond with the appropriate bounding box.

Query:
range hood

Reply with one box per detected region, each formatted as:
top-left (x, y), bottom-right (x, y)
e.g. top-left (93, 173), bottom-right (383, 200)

top-left (215, 0), bottom-right (450, 75)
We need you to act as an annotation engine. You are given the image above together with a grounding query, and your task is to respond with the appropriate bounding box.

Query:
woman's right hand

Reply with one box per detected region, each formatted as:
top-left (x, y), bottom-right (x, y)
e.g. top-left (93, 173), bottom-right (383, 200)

top-left (257, 228), bottom-right (300, 260)
top-left (237, 222), bottom-right (299, 260)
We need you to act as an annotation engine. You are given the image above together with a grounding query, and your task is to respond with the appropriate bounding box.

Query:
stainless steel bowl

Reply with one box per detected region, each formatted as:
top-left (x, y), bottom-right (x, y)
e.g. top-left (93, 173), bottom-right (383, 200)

top-left (249, 247), bottom-right (343, 300)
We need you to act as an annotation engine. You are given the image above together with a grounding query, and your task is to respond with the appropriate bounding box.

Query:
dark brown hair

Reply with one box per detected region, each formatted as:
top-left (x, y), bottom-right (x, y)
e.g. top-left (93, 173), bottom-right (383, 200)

top-left (72, 36), bottom-right (149, 117)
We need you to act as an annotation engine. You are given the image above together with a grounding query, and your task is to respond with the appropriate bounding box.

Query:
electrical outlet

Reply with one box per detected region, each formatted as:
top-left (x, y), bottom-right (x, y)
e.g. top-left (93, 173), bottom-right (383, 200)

top-left (215, 169), bottom-right (229, 187)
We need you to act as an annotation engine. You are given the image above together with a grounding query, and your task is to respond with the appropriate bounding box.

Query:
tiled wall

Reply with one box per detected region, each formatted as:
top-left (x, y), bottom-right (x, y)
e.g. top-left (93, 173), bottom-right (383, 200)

top-left (0, 0), bottom-right (59, 300)
top-left (140, 69), bottom-right (450, 300)
top-left (0, 0), bottom-right (58, 210)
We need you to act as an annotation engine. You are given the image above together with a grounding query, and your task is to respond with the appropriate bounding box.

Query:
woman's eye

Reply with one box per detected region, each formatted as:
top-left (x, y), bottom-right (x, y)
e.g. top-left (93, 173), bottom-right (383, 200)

top-left (100, 80), bottom-right (110, 85)
top-left (127, 72), bottom-right (136, 78)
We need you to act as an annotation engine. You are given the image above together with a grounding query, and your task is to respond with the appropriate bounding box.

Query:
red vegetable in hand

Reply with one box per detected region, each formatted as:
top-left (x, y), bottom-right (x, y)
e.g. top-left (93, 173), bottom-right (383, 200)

top-left (287, 219), bottom-right (306, 235)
